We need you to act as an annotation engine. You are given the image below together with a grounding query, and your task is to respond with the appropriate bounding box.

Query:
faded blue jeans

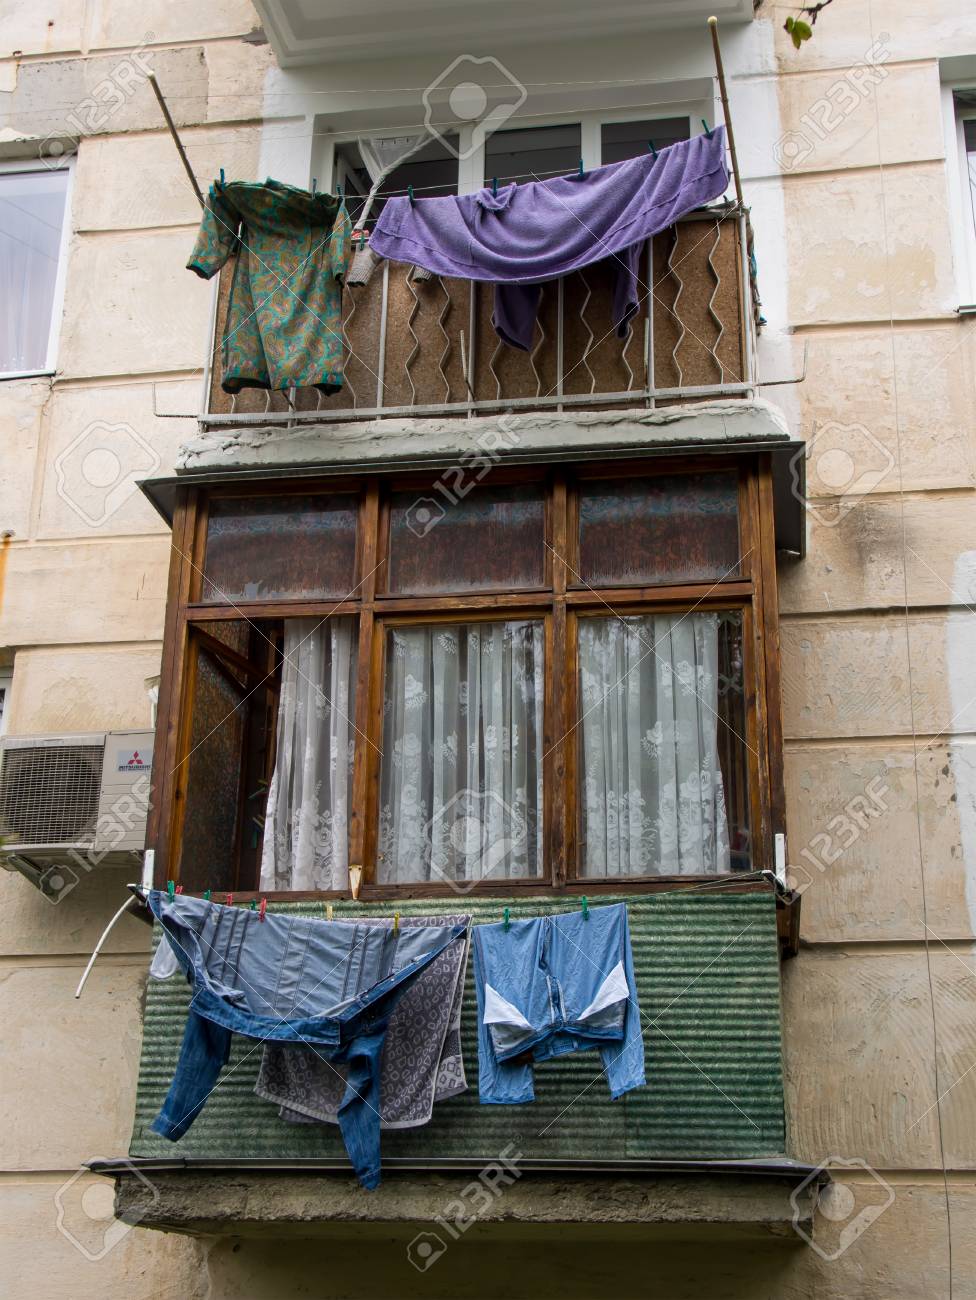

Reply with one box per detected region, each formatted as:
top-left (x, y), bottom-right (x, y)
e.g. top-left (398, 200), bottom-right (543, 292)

top-left (473, 903), bottom-right (645, 1103)
top-left (148, 891), bottom-right (467, 1188)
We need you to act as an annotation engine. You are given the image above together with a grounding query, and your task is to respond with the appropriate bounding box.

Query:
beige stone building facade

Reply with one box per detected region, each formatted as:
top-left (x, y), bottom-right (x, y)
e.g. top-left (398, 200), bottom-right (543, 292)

top-left (0, 1), bottom-right (975, 1296)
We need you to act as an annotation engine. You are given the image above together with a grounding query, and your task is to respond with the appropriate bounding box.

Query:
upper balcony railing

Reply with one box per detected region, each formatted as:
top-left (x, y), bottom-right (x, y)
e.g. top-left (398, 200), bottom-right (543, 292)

top-left (200, 207), bottom-right (758, 429)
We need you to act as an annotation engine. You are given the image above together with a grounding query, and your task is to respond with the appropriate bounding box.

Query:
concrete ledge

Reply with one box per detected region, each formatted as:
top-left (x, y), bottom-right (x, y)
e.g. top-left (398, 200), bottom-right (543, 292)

top-left (176, 399), bottom-right (791, 474)
top-left (111, 1170), bottom-right (816, 1242)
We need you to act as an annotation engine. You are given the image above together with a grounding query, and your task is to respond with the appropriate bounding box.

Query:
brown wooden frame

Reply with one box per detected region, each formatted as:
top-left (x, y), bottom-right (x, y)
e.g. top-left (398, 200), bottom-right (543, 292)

top-left (147, 454), bottom-right (784, 899)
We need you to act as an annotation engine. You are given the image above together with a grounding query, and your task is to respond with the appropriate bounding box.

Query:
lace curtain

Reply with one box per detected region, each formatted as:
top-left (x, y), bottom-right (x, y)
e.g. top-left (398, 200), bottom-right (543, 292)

top-left (578, 612), bottom-right (731, 876)
top-left (378, 621), bottom-right (544, 885)
top-left (0, 169), bottom-right (66, 372)
top-left (260, 618), bottom-right (357, 891)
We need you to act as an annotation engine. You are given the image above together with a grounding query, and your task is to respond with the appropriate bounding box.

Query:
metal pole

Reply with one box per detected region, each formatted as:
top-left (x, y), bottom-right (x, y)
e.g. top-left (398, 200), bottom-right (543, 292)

top-left (707, 16), bottom-right (744, 209)
top-left (147, 70), bottom-right (205, 208)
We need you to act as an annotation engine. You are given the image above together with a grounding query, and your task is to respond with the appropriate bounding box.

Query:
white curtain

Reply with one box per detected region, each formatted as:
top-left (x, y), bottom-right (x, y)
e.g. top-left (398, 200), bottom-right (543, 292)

top-left (378, 621), bottom-right (544, 885)
top-left (0, 170), bottom-right (66, 372)
top-left (260, 618), bottom-right (357, 891)
top-left (578, 613), bottom-right (731, 877)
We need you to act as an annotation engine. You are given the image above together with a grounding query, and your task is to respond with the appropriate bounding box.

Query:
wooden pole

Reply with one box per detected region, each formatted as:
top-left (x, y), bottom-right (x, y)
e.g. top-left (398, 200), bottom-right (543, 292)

top-left (147, 70), bottom-right (205, 208)
top-left (708, 16), bottom-right (744, 209)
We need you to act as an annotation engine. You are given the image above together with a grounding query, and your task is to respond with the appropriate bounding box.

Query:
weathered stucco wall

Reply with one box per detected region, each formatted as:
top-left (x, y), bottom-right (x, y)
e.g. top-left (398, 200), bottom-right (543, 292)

top-left (1, 0), bottom-right (975, 1296)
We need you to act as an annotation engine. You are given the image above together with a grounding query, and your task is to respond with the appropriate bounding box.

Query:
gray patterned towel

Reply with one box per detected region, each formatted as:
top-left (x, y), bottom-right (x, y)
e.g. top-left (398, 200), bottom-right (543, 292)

top-left (255, 914), bottom-right (470, 1129)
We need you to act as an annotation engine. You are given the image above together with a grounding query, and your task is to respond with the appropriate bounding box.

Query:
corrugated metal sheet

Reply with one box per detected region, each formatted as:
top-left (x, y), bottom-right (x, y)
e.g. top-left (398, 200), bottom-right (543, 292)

top-left (130, 893), bottom-right (785, 1164)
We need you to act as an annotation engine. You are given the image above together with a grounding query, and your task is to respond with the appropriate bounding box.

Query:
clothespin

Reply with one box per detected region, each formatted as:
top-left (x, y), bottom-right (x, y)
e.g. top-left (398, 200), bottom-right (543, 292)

top-left (259, 898), bottom-right (267, 922)
top-left (167, 880), bottom-right (175, 899)
top-left (203, 889), bottom-right (211, 902)
top-left (648, 141), bottom-right (658, 160)
top-left (311, 177), bottom-right (317, 194)
top-left (408, 184), bottom-right (415, 205)
top-left (701, 118), bottom-right (713, 139)
top-left (250, 899), bottom-right (257, 912)
top-left (393, 911), bottom-right (400, 935)
top-left (326, 902), bottom-right (334, 921)
top-left (219, 168), bottom-right (225, 186)
top-left (175, 884), bottom-right (183, 895)
top-left (578, 158), bottom-right (584, 178)
top-left (336, 182), bottom-right (342, 197)
top-left (227, 892), bottom-right (234, 908)
top-left (503, 907), bottom-right (510, 932)
top-left (581, 896), bottom-right (589, 920)
top-left (492, 176), bottom-right (498, 197)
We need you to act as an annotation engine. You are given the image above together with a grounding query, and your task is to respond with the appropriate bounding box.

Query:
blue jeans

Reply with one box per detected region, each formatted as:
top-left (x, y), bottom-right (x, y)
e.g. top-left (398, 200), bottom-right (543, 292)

top-left (147, 891), bottom-right (467, 1188)
top-left (473, 903), bottom-right (645, 1104)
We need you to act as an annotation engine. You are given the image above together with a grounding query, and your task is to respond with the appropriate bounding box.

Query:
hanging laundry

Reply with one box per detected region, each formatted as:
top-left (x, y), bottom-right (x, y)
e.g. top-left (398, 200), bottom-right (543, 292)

top-left (370, 128), bottom-right (728, 351)
top-left (188, 179), bottom-right (351, 393)
top-left (257, 913), bottom-right (470, 1128)
top-left (473, 903), bottom-right (645, 1103)
top-left (369, 128), bottom-right (727, 351)
top-left (146, 891), bottom-right (468, 1189)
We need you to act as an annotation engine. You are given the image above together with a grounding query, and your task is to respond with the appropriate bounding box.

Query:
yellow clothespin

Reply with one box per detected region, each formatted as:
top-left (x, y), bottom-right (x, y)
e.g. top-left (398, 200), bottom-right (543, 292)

top-left (393, 911), bottom-right (400, 935)
top-left (326, 902), bottom-right (334, 921)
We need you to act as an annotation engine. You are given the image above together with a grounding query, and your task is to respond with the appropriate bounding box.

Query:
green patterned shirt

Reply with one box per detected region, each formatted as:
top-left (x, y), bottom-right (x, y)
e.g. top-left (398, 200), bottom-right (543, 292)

top-left (188, 179), bottom-right (351, 394)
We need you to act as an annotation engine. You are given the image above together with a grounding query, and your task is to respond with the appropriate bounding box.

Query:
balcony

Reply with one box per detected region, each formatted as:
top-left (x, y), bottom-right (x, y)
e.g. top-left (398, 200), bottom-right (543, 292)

top-left (200, 208), bottom-right (758, 430)
top-left (252, 0), bottom-right (756, 66)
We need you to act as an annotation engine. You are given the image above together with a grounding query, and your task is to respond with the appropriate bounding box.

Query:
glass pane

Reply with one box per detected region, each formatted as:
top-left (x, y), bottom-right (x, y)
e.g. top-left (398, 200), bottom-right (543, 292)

top-left (378, 620), bottom-right (544, 884)
top-left (577, 472), bottom-right (740, 587)
top-left (202, 493), bottom-right (358, 603)
top-left (335, 134), bottom-right (459, 233)
top-left (179, 637), bottom-right (250, 892)
top-left (600, 117), bottom-right (690, 165)
top-left (260, 617), bottom-right (358, 891)
top-left (484, 123), bottom-right (582, 186)
top-left (0, 169), bottom-right (67, 372)
top-left (578, 610), bottom-right (749, 876)
top-left (387, 484), bottom-right (545, 594)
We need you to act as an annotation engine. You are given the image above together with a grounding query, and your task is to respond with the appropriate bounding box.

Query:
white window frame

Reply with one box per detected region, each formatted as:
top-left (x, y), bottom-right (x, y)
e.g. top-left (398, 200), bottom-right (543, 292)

top-left (0, 668), bottom-right (12, 737)
top-left (0, 155), bottom-right (74, 381)
top-left (941, 84), bottom-right (976, 309)
top-left (318, 96), bottom-right (715, 204)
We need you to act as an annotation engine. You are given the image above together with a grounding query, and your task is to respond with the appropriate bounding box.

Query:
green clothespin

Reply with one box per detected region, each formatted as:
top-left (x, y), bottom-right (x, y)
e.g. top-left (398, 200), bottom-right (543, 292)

top-left (219, 168), bottom-right (225, 186)
top-left (492, 176), bottom-right (498, 197)
top-left (203, 889), bottom-right (212, 901)
top-left (167, 880), bottom-right (175, 899)
top-left (701, 118), bottom-right (713, 139)
top-left (648, 141), bottom-right (658, 160)
top-left (250, 899), bottom-right (258, 912)
top-left (578, 158), bottom-right (584, 178)
top-left (408, 184), bottom-right (416, 205)
top-left (503, 907), bottom-right (510, 932)
top-left (581, 896), bottom-right (589, 920)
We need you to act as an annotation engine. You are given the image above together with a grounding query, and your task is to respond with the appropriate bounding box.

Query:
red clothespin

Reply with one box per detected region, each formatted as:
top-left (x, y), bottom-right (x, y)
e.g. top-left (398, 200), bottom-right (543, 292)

top-left (227, 892), bottom-right (234, 908)
top-left (259, 898), bottom-right (267, 922)
top-left (175, 884), bottom-right (184, 895)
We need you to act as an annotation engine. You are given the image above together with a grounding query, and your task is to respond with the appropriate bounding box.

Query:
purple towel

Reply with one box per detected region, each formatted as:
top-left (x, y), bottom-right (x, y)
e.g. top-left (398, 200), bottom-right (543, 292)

top-left (371, 129), bottom-right (729, 350)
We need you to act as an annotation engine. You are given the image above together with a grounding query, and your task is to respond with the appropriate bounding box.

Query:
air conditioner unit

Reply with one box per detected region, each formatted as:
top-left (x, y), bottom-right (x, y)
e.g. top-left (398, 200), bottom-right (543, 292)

top-left (0, 730), bottom-right (154, 898)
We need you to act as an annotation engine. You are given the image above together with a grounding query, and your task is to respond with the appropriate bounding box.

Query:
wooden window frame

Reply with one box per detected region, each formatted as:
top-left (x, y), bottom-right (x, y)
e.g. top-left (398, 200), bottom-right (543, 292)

top-left (147, 454), bottom-right (784, 900)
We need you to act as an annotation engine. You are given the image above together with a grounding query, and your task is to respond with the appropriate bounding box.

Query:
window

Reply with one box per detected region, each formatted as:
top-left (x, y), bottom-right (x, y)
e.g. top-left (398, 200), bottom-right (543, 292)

top-left (0, 163), bottom-right (71, 376)
top-left (945, 87), bottom-right (976, 306)
top-left (324, 110), bottom-right (696, 236)
top-left (151, 458), bottom-right (783, 897)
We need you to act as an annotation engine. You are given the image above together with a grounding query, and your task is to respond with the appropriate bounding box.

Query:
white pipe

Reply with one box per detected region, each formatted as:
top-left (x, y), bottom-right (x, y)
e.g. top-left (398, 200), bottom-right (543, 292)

top-left (74, 896), bottom-right (137, 1000)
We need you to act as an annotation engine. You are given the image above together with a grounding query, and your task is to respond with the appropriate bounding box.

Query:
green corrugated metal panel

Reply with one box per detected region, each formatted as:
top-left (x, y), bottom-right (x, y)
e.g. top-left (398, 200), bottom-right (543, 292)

top-left (130, 893), bottom-right (785, 1164)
